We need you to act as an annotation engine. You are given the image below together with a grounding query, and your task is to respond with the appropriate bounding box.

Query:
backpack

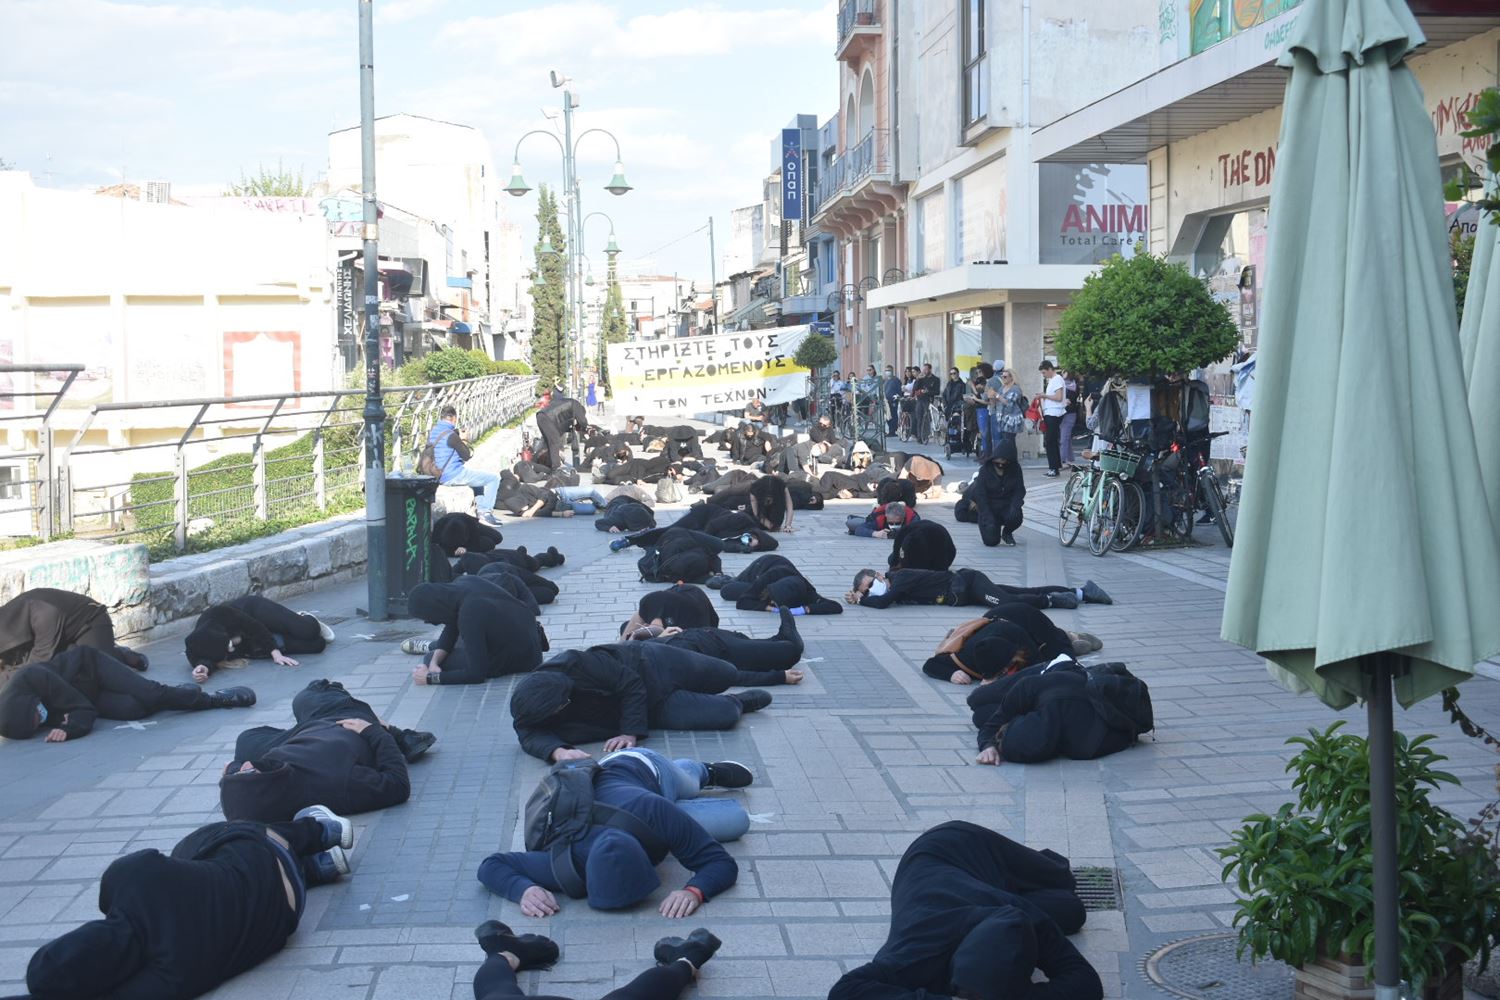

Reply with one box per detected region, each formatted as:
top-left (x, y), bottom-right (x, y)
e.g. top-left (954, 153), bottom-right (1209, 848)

top-left (638, 548), bottom-right (717, 584)
top-left (522, 760), bottom-right (668, 898)
top-left (416, 443), bottom-right (442, 478)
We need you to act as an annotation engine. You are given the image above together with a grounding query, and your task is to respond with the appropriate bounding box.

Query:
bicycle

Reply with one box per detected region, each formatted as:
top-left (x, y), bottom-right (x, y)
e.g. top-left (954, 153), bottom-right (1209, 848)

top-left (1058, 445), bottom-right (1146, 556)
top-left (1188, 431), bottom-right (1237, 548)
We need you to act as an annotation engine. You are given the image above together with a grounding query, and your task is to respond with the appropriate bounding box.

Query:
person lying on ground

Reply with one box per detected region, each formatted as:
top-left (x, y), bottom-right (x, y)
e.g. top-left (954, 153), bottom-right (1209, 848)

top-left (185, 595), bottom-right (335, 683)
top-left (430, 511), bottom-right (504, 557)
top-left (473, 559), bottom-right (561, 605)
top-left (220, 678), bottom-right (431, 822)
top-left (495, 473), bottom-right (575, 519)
top-left (406, 581), bottom-right (547, 686)
top-left (512, 460), bottom-right (579, 489)
top-left (630, 528), bottom-right (725, 585)
top-left (875, 474), bottom-right (919, 508)
top-left (845, 499), bottom-right (918, 539)
top-left (888, 518), bottom-right (957, 572)
top-left (0, 647), bottom-right (254, 742)
top-left (846, 568), bottom-right (1113, 611)
top-left (969, 659), bottom-right (1153, 765)
top-left (955, 437), bottom-right (1027, 546)
top-left (697, 466), bottom-right (758, 495)
top-left (828, 820), bottom-right (1101, 1000)
top-left (621, 606), bottom-right (807, 686)
top-left (468, 921), bottom-right (722, 1000)
top-left (0, 587), bottom-right (149, 672)
top-left (477, 751), bottom-right (741, 916)
top-left (622, 584), bottom-right (720, 633)
top-left (815, 467), bottom-right (891, 500)
top-left (922, 603), bottom-right (1098, 684)
top-left (609, 505), bottom-right (776, 553)
top-left (595, 493), bottom-right (657, 534)
top-left (713, 554), bottom-right (843, 616)
top-left (642, 423), bottom-right (705, 462)
top-left (705, 474), bottom-right (794, 532)
top-left (880, 452), bottom-right (945, 495)
top-left (509, 643), bottom-right (774, 763)
top-left (764, 438), bottom-right (830, 478)
top-left (14, 811), bottom-right (357, 1000)
top-left (447, 545), bottom-right (566, 578)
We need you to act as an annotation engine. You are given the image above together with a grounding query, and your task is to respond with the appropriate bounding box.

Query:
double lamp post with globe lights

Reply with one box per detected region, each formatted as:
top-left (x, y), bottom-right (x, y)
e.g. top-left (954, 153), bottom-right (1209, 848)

top-left (505, 73), bottom-right (630, 399)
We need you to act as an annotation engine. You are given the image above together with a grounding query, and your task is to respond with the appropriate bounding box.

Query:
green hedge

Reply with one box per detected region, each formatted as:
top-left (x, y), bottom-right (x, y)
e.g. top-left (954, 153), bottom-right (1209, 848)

top-left (393, 350), bottom-right (531, 386)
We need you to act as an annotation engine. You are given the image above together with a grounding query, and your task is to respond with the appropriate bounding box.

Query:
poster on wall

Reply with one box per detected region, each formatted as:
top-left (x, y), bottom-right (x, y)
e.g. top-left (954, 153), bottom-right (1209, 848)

top-left (607, 327), bottom-right (813, 415)
top-left (224, 331), bottom-right (301, 406)
top-left (1038, 164), bottom-right (1149, 265)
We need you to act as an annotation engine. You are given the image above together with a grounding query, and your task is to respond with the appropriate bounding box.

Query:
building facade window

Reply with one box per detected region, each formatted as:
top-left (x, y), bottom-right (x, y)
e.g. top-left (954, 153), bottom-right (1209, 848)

top-left (962, 0), bottom-right (988, 128)
top-left (954, 158), bottom-right (1007, 264)
top-left (915, 191), bottom-right (946, 273)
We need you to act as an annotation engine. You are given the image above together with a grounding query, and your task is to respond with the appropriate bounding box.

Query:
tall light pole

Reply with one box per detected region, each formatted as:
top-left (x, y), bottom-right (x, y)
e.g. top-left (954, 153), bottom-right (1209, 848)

top-left (505, 74), bottom-right (631, 399)
top-left (357, 0), bottom-right (387, 621)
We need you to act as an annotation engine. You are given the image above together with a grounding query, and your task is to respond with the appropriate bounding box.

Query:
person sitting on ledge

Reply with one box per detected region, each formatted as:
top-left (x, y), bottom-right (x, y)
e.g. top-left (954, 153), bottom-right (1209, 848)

top-left (0, 647), bottom-right (255, 743)
top-left (184, 595), bottom-right (335, 683)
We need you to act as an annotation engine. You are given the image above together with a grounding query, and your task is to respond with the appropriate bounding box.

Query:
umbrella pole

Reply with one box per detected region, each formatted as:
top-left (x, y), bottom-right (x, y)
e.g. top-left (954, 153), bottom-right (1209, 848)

top-left (1366, 652), bottom-right (1400, 999)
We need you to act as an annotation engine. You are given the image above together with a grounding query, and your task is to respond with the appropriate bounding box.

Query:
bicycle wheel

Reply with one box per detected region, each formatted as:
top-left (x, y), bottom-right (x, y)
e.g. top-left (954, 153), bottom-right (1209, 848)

top-left (1167, 480), bottom-right (1195, 540)
top-left (1088, 480), bottom-right (1121, 556)
top-left (1203, 471), bottom-right (1234, 547)
top-left (898, 411), bottom-right (912, 442)
top-left (1058, 471), bottom-right (1084, 547)
top-left (1111, 480), bottom-right (1145, 552)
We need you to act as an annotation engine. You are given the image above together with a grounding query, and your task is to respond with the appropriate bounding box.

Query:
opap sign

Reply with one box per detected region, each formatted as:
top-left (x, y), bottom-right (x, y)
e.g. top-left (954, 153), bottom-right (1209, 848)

top-left (781, 129), bottom-right (802, 223)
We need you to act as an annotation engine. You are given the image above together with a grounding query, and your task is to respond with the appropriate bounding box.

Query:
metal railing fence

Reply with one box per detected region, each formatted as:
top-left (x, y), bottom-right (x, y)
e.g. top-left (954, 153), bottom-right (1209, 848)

top-left (810, 129), bottom-right (891, 218)
top-left (0, 366), bottom-right (537, 553)
top-left (837, 0), bottom-right (878, 49)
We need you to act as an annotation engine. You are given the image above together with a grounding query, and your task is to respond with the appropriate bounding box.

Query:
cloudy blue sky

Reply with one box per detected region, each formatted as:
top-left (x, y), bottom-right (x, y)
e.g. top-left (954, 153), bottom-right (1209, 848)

top-left (0, 0), bottom-right (838, 280)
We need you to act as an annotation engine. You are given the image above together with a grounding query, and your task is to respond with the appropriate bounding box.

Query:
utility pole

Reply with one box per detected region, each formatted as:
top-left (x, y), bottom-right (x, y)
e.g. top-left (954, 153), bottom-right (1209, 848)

top-left (358, 0), bottom-right (387, 621)
top-left (707, 215), bottom-right (717, 336)
top-left (561, 88), bottom-right (582, 398)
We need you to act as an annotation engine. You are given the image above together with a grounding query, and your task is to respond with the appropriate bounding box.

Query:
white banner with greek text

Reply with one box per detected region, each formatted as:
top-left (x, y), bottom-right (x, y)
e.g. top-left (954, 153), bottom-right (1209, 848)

top-left (607, 327), bottom-right (814, 415)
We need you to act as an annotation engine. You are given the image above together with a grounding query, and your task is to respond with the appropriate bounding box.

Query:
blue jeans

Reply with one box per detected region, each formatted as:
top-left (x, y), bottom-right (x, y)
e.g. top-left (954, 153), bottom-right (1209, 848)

top-left (601, 748), bottom-right (750, 842)
top-left (975, 406), bottom-right (993, 455)
top-left (553, 485), bottom-right (609, 515)
top-left (445, 466), bottom-right (500, 514)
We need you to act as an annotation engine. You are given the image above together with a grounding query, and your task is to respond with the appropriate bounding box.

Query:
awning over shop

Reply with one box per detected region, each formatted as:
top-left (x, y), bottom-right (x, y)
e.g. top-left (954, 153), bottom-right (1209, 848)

top-left (725, 297), bottom-right (780, 328)
top-left (450, 321), bottom-right (472, 335)
top-left (865, 263), bottom-right (1097, 316)
top-left (1032, 7), bottom-right (1500, 163)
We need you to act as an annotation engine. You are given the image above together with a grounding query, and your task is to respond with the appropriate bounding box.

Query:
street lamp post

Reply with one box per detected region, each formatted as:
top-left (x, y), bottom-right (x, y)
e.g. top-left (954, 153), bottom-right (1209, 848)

top-left (357, 0), bottom-right (388, 622)
top-left (505, 78), bottom-right (630, 400)
top-left (581, 211), bottom-right (620, 378)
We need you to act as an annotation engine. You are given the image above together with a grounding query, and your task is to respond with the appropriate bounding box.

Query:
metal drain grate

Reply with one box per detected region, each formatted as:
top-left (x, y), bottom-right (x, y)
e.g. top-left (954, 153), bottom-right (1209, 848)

top-left (1071, 866), bottom-right (1123, 911)
top-left (1143, 932), bottom-right (1295, 999)
top-left (365, 629), bottom-right (421, 643)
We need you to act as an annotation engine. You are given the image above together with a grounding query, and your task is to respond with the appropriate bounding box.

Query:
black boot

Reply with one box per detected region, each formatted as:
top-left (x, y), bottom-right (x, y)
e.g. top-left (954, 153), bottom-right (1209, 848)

top-left (113, 645), bottom-right (149, 671)
top-left (390, 727), bottom-right (437, 762)
top-left (474, 921), bottom-right (559, 969)
top-left (654, 928), bottom-right (722, 968)
top-left (729, 690), bottom-right (772, 714)
top-left (208, 686), bottom-right (256, 708)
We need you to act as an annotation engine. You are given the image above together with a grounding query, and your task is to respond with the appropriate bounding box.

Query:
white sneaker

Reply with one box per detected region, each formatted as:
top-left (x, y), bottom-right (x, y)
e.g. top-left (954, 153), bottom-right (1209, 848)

top-left (316, 619), bottom-right (336, 642)
top-left (294, 803), bottom-right (354, 850)
top-left (402, 637), bottom-right (432, 655)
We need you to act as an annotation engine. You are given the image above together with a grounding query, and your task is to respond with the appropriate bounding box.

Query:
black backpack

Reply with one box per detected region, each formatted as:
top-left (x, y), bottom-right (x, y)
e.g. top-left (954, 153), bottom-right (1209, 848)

top-left (522, 760), bottom-right (667, 898)
top-left (639, 548), bottom-right (716, 584)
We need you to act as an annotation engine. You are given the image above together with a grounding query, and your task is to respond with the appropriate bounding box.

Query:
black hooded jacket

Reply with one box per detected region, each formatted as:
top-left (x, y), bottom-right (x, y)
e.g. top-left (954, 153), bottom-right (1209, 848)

top-left (856, 568), bottom-right (956, 609)
top-left (594, 495), bottom-right (656, 533)
top-left (0, 588), bottom-right (111, 667)
top-left (921, 604), bottom-right (1072, 681)
top-left (718, 555), bottom-right (841, 615)
top-left (638, 584), bottom-right (719, 629)
top-left (829, 821), bottom-right (1100, 1000)
top-left (219, 718), bottom-right (410, 822)
top-left (956, 437), bottom-right (1026, 544)
top-left (0, 659), bottom-right (99, 740)
top-left (887, 519), bottom-right (957, 571)
top-left (967, 661), bottom-right (1153, 759)
top-left (407, 580), bottom-right (545, 677)
top-left (510, 648), bottom-right (654, 761)
top-left (430, 512), bottom-right (503, 556)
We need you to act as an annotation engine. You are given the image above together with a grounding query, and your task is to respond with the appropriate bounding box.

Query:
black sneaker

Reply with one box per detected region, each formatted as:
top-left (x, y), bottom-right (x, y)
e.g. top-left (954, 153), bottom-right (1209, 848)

top-left (474, 921), bottom-right (560, 969)
top-left (1048, 591), bottom-right (1080, 610)
top-left (208, 686), bottom-right (257, 709)
top-left (397, 729), bottom-right (437, 762)
top-left (1001, 529), bottom-right (1016, 546)
top-left (704, 761), bottom-right (754, 788)
top-left (1197, 512), bottom-right (1215, 525)
top-left (1080, 580), bottom-right (1113, 605)
top-left (730, 690), bottom-right (772, 714)
top-left (704, 574), bottom-right (734, 590)
top-left (654, 928), bottom-right (722, 969)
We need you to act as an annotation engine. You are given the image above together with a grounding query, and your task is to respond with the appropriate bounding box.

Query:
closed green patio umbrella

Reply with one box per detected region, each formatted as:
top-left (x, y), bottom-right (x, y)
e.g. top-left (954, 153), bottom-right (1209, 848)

top-left (1220, 0), bottom-right (1500, 994)
top-left (1461, 208), bottom-right (1500, 533)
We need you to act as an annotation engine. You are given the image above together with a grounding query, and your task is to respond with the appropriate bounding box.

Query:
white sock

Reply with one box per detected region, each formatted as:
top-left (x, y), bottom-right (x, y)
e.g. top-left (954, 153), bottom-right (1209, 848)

top-left (1075, 587), bottom-right (1085, 601)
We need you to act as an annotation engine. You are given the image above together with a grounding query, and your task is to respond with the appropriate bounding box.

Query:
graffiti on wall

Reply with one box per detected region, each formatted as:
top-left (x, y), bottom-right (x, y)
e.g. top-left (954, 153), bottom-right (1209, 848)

top-left (1190, 0), bottom-right (1304, 55)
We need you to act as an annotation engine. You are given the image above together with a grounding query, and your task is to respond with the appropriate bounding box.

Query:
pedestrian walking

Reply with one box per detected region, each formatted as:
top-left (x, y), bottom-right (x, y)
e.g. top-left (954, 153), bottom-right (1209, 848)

top-left (1038, 360), bottom-right (1067, 476)
top-left (882, 366), bottom-right (902, 436)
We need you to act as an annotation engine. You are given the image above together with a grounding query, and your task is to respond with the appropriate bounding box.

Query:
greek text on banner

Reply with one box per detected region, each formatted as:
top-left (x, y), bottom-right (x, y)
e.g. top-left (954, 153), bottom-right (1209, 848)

top-left (607, 327), bottom-right (815, 415)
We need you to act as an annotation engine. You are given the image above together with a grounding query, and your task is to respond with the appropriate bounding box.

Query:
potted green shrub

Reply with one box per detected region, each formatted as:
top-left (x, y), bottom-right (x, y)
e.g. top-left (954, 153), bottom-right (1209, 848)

top-left (1219, 722), bottom-right (1500, 999)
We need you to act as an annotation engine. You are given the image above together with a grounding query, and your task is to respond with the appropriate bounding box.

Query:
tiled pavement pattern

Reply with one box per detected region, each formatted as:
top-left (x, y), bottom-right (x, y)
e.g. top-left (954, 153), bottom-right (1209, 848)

top-left (2, 463), bottom-right (1499, 1000)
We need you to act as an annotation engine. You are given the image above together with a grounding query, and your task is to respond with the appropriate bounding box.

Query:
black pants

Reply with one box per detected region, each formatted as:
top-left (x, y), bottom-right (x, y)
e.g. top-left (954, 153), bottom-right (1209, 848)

top-left (986, 603), bottom-right (1074, 662)
top-left (424, 600), bottom-right (524, 684)
top-left (646, 645), bottom-right (747, 731)
top-left (84, 648), bottom-right (213, 720)
top-left (173, 817), bottom-right (335, 892)
top-left (1043, 414), bottom-right (1062, 472)
top-left (235, 595), bottom-right (327, 655)
top-left (475, 955), bottom-right (694, 1000)
top-left (886, 394), bottom-right (901, 435)
top-left (234, 680), bottom-right (380, 761)
top-left (954, 569), bottom-right (1072, 611)
top-left (663, 627), bottom-right (802, 678)
top-left (665, 435), bottom-right (703, 462)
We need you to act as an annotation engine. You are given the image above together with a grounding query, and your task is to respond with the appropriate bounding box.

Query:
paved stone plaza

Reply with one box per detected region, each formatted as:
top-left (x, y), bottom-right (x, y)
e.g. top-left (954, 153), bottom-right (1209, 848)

top-left (2, 468), bottom-right (1498, 999)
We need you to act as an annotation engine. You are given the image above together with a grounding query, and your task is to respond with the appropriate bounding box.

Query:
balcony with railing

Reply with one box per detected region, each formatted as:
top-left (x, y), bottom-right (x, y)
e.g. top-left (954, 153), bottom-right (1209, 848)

top-left (836, 0), bottom-right (879, 62)
top-left (808, 129), bottom-right (903, 238)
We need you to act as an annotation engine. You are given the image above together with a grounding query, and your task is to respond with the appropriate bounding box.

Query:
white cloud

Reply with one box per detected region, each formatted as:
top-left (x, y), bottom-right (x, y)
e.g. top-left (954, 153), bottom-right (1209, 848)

top-left (377, 0), bottom-right (447, 24)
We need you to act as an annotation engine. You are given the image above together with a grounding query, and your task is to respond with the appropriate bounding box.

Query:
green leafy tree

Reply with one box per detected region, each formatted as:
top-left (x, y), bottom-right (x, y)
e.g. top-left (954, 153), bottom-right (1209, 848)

top-left (1453, 227), bottom-right (1476, 325)
top-left (227, 162), bottom-right (309, 197)
top-left (794, 332), bottom-right (839, 416)
top-left (1055, 253), bottom-right (1239, 378)
top-left (528, 185), bottom-right (567, 392)
top-left (1447, 88), bottom-right (1500, 220)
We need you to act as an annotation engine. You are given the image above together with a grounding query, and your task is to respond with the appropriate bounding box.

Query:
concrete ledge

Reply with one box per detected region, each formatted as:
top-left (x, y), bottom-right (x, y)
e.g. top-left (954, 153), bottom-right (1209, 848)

top-left (0, 540), bottom-right (153, 636)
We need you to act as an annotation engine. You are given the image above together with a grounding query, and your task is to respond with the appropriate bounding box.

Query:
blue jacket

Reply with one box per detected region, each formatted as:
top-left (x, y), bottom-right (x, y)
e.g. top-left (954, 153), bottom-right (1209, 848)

top-left (428, 421), bottom-right (469, 483)
top-left (476, 757), bottom-right (737, 909)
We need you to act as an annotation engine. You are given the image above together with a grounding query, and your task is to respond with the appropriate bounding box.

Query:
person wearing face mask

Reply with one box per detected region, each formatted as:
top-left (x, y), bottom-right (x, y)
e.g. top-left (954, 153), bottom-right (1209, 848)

top-left (183, 595), bottom-right (335, 683)
top-left (219, 678), bottom-right (431, 823)
top-left (845, 566), bottom-right (1112, 611)
top-left (955, 437), bottom-right (1027, 546)
top-left (829, 820), bottom-right (1101, 1000)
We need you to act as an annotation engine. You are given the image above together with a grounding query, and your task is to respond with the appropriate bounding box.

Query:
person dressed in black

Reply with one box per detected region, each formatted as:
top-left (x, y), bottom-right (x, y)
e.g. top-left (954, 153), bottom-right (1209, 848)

top-left (512, 459), bottom-right (579, 489)
top-left (468, 558), bottom-right (561, 605)
top-left (466, 922), bottom-right (722, 1000)
top-left (921, 603), bottom-right (1088, 684)
top-left (622, 606), bottom-right (807, 685)
top-left (968, 659), bottom-right (1153, 765)
top-left (887, 518), bottom-right (957, 572)
top-left (727, 423), bottom-right (776, 466)
top-left (829, 821), bottom-right (1102, 1000)
top-left (912, 363), bottom-right (941, 439)
top-left (535, 394), bottom-right (590, 469)
top-left (714, 554), bottom-right (843, 616)
top-left (444, 545), bottom-right (566, 578)
top-left (642, 423), bottom-right (705, 462)
top-left (765, 438), bottom-right (829, 478)
top-left (0, 587), bottom-right (148, 671)
top-left (847, 567), bottom-right (1113, 611)
top-left (624, 583), bottom-right (720, 633)
top-left (807, 413), bottom-right (839, 446)
top-left (407, 580), bottom-right (547, 686)
top-left (595, 493), bottom-right (657, 533)
top-left (184, 595), bottom-right (334, 683)
top-left (431, 511), bottom-right (504, 556)
top-left (816, 466), bottom-right (892, 500)
top-left (495, 472), bottom-right (570, 518)
top-left (610, 503), bottom-right (776, 554)
top-left (220, 679), bottom-right (428, 822)
top-left (14, 812), bottom-right (355, 1000)
top-left (629, 528), bottom-right (725, 585)
top-left (882, 365), bottom-right (903, 436)
top-left (956, 437), bottom-right (1027, 546)
top-left (0, 647), bottom-right (255, 743)
top-left (509, 643), bottom-right (774, 763)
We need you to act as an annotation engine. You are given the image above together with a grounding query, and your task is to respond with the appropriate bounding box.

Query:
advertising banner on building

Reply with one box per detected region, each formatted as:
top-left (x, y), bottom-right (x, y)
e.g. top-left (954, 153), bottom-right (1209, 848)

top-left (1038, 163), bottom-right (1149, 265)
top-left (607, 327), bottom-right (814, 415)
top-left (781, 129), bottom-right (803, 223)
